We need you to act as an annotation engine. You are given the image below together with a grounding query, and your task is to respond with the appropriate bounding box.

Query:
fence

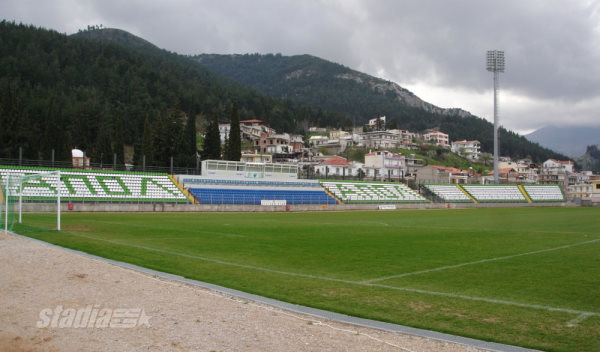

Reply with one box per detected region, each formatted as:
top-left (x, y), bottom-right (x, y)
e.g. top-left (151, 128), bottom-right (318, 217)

top-left (0, 157), bottom-right (199, 175)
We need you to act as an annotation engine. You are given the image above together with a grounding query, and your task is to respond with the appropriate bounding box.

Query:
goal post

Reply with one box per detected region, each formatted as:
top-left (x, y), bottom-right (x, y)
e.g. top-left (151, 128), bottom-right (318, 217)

top-left (1, 171), bottom-right (61, 232)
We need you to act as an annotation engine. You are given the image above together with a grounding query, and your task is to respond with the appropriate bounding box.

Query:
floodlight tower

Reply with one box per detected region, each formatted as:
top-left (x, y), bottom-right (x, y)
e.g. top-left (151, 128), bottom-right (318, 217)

top-left (487, 50), bottom-right (505, 184)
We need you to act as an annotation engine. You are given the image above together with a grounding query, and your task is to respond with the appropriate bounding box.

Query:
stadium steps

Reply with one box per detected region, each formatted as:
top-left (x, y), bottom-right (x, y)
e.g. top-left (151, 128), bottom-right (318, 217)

top-left (322, 187), bottom-right (343, 204)
top-left (518, 184), bottom-right (533, 203)
top-left (456, 184), bottom-right (478, 204)
top-left (168, 174), bottom-right (196, 204)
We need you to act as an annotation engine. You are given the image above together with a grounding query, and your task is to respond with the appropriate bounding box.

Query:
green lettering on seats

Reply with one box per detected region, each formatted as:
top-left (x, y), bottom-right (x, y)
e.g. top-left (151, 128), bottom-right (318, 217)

top-left (336, 184), bottom-right (357, 197)
top-left (21, 178), bottom-right (57, 194)
top-left (96, 176), bottom-right (131, 195)
top-left (371, 184), bottom-right (400, 199)
top-left (61, 174), bottom-right (97, 195)
top-left (141, 177), bottom-right (177, 196)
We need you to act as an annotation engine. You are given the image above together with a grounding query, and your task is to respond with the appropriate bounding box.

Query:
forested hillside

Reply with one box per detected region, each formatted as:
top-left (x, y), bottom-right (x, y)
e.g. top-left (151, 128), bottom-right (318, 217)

top-left (196, 54), bottom-right (569, 162)
top-left (0, 22), bottom-right (568, 166)
top-left (0, 22), bottom-right (343, 167)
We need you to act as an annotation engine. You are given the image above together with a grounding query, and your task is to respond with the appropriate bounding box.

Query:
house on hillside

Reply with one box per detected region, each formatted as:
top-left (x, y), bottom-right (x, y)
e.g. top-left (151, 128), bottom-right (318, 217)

top-left (219, 119), bottom-right (274, 144)
top-left (451, 140), bottom-right (481, 160)
top-left (255, 133), bottom-right (293, 154)
top-left (363, 150), bottom-right (406, 181)
top-left (240, 152), bottom-right (272, 163)
top-left (540, 158), bottom-right (575, 188)
top-left (423, 131), bottom-right (450, 149)
top-left (416, 165), bottom-right (478, 184)
top-left (487, 168), bottom-right (522, 184)
top-left (389, 129), bottom-right (418, 149)
top-left (359, 130), bottom-right (400, 150)
top-left (315, 156), bottom-right (354, 178)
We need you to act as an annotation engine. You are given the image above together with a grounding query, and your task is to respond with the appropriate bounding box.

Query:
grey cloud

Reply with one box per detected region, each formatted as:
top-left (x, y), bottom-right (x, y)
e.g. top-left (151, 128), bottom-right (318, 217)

top-left (1, 0), bottom-right (599, 131)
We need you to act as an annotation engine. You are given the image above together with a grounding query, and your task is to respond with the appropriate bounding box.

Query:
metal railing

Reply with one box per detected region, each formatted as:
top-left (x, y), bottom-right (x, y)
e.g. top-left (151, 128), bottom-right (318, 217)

top-left (0, 158), bottom-right (199, 175)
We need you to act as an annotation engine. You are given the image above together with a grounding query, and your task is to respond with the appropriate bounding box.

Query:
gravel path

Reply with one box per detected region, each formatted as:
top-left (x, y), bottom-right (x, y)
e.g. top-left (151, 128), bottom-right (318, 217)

top-left (0, 231), bottom-right (489, 352)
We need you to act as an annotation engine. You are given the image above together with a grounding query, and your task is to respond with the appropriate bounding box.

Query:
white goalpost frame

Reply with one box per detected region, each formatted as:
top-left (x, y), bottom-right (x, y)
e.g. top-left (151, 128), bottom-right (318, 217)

top-left (5, 171), bottom-right (62, 232)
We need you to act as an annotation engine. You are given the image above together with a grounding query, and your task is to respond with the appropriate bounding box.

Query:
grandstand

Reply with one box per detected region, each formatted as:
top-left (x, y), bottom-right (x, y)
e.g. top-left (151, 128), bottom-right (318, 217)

top-left (0, 161), bottom-right (567, 208)
top-left (321, 181), bottom-right (427, 203)
top-left (460, 185), bottom-right (527, 203)
top-left (184, 160), bottom-right (336, 205)
top-left (422, 184), bottom-right (472, 203)
top-left (0, 166), bottom-right (189, 203)
top-left (189, 188), bottom-right (337, 205)
top-left (422, 184), bottom-right (568, 204)
top-left (522, 184), bottom-right (566, 202)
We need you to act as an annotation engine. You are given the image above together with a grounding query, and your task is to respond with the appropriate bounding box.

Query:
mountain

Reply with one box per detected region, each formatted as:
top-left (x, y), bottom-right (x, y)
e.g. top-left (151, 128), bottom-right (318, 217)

top-left (0, 22), bottom-right (568, 166)
top-left (576, 145), bottom-right (600, 172)
top-left (196, 54), bottom-right (471, 119)
top-left (525, 125), bottom-right (600, 158)
top-left (194, 53), bottom-right (568, 163)
top-left (0, 22), bottom-right (343, 166)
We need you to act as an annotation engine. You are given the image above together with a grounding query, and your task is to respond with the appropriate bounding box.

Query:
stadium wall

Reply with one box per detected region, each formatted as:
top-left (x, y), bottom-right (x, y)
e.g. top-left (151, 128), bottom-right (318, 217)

top-left (16, 201), bottom-right (570, 213)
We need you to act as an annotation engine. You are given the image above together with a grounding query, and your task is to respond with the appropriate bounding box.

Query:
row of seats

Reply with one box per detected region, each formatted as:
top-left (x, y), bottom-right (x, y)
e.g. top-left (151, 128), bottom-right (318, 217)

top-left (189, 188), bottom-right (337, 205)
top-left (0, 167), bottom-right (189, 203)
top-left (522, 185), bottom-right (565, 202)
top-left (462, 185), bottom-right (527, 202)
top-left (321, 182), bottom-right (427, 203)
top-left (423, 185), bottom-right (472, 202)
top-left (183, 178), bottom-right (319, 187)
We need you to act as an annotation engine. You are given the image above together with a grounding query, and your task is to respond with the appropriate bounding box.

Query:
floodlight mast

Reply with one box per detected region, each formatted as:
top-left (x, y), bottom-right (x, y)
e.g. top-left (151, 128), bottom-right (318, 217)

top-left (487, 50), bottom-right (504, 184)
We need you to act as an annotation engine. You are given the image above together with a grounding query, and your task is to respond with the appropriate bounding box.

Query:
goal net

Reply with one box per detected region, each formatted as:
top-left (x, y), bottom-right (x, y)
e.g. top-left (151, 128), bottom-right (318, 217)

top-left (1, 171), bottom-right (61, 232)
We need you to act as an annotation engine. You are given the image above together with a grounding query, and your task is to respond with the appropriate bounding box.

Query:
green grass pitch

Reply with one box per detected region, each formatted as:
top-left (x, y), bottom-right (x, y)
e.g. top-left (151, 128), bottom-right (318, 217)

top-left (13, 207), bottom-right (600, 351)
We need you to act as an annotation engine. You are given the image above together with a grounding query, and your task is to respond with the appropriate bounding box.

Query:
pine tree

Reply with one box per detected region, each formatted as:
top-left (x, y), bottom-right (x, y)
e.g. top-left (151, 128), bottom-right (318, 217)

top-left (140, 115), bottom-right (154, 165)
top-left (113, 114), bottom-right (125, 166)
top-left (183, 112), bottom-right (197, 166)
top-left (226, 101), bottom-right (241, 161)
top-left (202, 114), bottom-right (221, 160)
top-left (95, 113), bottom-right (113, 165)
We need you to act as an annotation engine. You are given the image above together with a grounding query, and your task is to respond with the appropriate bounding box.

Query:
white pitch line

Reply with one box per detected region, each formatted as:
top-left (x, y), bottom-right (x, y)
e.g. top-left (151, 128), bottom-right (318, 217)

top-left (362, 238), bottom-right (600, 284)
top-left (566, 313), bottom-right (593, 327)
top-left (368, 283), bottom-right (599, 317)
top-left (57, 231), bottom-right (600, 319)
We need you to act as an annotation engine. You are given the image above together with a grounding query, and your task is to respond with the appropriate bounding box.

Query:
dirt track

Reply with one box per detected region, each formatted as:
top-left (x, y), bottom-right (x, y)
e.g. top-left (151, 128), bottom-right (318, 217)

top-left (0, 232), bottom-right (487, 352)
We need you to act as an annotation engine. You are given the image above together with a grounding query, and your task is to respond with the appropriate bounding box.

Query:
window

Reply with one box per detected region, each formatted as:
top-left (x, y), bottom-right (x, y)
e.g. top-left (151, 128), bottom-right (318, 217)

top-left (596, 184), bottom-right (600, 190)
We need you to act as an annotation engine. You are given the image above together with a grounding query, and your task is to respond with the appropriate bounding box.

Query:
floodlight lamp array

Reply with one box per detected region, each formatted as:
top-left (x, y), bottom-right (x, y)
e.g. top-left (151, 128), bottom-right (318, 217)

top-left (486, 50), bottom-right (505, 72)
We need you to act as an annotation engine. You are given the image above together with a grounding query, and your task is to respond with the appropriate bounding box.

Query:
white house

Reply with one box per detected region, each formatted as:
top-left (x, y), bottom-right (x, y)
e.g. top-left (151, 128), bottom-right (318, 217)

top-left (451, 140), bottom-right (481, 160)
top-left (542, 159), bottom-right (574, 173)
top-left (364, 150), bottom-right (406, 181)
top-left (360, 131), bottom-right (400, 149)
top-left (315, 157), bottom-right (352, 177)
top-left (423, 131), bottom-right (450, 148)
top-left (540, 159), bottom-right (575, 188)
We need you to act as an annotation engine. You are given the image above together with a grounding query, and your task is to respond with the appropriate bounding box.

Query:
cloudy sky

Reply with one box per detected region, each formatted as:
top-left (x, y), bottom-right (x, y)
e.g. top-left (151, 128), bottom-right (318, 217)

top-left (3, 0), bottom-right (600, 134)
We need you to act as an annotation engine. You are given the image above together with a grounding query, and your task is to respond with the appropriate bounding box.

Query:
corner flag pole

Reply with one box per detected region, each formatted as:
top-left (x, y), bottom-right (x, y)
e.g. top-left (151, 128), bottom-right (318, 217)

top-left (57, 171), bottom-right (61, 231)
top-left (19, 180), bottom-right (22, 224)
top-left (5, 174), bottom-right (9, 233)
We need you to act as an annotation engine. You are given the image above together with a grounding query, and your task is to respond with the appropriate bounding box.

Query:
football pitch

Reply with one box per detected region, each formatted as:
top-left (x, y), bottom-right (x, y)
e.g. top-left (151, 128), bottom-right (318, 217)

top-left (13, 207), bottom-right (600, 351)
